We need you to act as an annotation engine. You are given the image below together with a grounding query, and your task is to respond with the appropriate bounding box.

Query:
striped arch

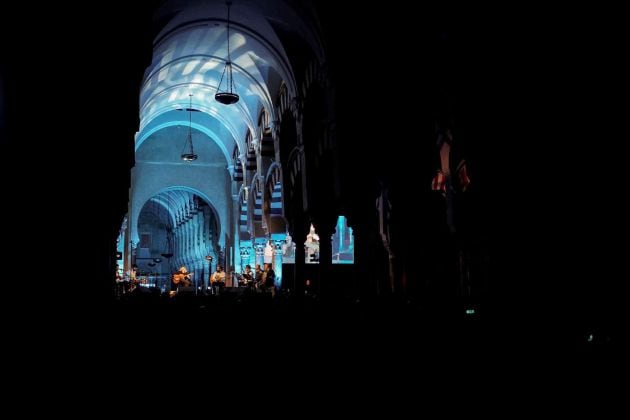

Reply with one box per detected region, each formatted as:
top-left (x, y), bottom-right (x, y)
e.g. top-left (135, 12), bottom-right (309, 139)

top-left (245, 130), bottom-right (257, 172)
top-left (249, 175), bottom-right (266, 238)
top-left (276, 82), bottom-right (299, 123)
top-left (237, 186), bottom-right (251, 241)
top-left (286, 146), bottom-right (303, 191)
top-left (232, 145), bottom-right (243, 182)
top-left (258, 108), bottom-right (271, 136)
top-left (264, 162), bottom-right (287, 234)
top-left (259, 108), bottom-right (274, 158)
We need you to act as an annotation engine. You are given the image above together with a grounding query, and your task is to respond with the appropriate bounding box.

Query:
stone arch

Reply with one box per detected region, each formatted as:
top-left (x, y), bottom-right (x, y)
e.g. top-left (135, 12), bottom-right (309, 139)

top-left (263, 162), bottom-right (287, 235)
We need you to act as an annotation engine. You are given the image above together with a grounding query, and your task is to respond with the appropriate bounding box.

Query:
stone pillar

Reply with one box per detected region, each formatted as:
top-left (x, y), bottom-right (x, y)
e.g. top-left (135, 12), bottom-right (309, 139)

top-left (316, 222), bottom-right (333, 297)
top-left (272, 239), bottom-right (284, 289)
top-left (254, 242), bottom-right (265, 267)
top-left (348, 222), bottom-right (365, 299)
top-left (127, 240), bottom-right (136, 279)
top-left (240, 246), bottom-right (251, 271)
top-left (294, 222), bottom-right (307, 296)
top-left (205, 255), bottom-right (213, 289)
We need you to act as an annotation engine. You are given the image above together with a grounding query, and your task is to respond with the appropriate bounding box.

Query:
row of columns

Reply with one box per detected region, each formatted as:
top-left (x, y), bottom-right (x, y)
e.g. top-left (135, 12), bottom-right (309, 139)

top-left (237, 237), bottom-right (285, 288)
top-left (234, 220), bottom-right (343, 295)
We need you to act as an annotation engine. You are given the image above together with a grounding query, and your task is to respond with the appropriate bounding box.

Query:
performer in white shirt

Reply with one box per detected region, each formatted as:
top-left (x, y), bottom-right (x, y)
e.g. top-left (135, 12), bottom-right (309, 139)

top-left (210, 265), bottom-right (226, 295)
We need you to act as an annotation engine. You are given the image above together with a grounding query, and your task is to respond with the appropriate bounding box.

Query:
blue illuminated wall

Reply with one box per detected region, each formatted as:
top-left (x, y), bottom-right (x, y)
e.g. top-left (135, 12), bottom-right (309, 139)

top-left (134, 191), bottom-right (220, 291)
top-left (332, 215), bottom-right (354, 264)
top-left (129, 125), bottom-right (231, 248)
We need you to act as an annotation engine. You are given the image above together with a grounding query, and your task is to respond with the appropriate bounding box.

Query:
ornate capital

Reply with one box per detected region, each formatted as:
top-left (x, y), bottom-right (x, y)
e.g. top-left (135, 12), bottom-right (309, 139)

top-left (254, 243), bottom-right (265, 256)
top-left (273, 240), bottom-right (284, 254)
top-left (239, 247), bottom-right (251, 258)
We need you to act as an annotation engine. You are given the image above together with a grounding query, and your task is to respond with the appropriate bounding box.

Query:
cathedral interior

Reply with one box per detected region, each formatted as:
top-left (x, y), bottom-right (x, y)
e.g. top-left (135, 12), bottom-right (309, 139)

top-left (108, 0), bottom-right (493, 306)
top-left (1, 0), bottom-right (623, 353)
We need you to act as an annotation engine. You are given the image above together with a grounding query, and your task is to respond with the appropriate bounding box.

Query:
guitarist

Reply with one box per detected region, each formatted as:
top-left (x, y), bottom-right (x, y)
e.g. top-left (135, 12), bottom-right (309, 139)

top-left (239, 264), bottom-right (254, 288)
top-left (171, 266), bottom-right (193, 293)
top-left (210, 265), bottom-right (226, 295)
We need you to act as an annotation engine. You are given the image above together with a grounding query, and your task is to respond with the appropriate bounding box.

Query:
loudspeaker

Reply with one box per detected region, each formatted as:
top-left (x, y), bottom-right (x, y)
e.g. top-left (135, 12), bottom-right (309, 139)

top-left (178, 286), bottom-right (195, 293)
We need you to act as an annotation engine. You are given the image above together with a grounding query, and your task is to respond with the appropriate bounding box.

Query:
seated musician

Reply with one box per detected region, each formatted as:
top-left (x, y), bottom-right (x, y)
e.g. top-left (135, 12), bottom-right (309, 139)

top-left (210, 265), bottom-right (226, 295)
top-left (254, 264), bottom-right (263, 290)
top-left (239, 264), bottom-right (253, 287)
top-left (262, 263), bottom-right (276, 297)
top-left (171, 265), bottom-right (193, 293)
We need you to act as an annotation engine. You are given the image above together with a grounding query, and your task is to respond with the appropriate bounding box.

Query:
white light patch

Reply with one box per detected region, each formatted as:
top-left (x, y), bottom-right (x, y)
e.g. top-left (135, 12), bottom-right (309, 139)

top-left (200, 60), bottom-right (220, 73)
top-left (157, 67), bottom-right (169, 83)
top-left (230, 33), bottom-right (246, 50)
top-left (158, 50), bottom-right (175, 76)
top-left (235, 53), bottom-right (256, 72)
top-left (182, 60), bottom-right (200, 76)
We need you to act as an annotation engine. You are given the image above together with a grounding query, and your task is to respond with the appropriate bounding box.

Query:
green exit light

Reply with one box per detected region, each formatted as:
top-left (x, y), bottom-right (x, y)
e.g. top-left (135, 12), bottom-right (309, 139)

top-left (465, 309), bottom-right (475, 315)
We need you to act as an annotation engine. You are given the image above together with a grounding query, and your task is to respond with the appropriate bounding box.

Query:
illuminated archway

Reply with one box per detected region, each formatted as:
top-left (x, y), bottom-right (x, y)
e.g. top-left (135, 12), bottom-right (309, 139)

top-left (135, 188), bottom-right (221, 291)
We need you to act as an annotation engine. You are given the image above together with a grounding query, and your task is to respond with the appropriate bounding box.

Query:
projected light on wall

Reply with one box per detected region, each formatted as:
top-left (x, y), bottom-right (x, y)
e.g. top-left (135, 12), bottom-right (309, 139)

top-left (282, 233), bottom-right (296, 264)
top-left (332, 215), bottom-right (354, 264)
top-left (138, 20), bottom-right (288, 137)
top-left (137, 190), bottom-right (220, 291)
top-left (304, 223), bottom-right (319, 264)
top-left (117, 217), bottom-right (127, 258)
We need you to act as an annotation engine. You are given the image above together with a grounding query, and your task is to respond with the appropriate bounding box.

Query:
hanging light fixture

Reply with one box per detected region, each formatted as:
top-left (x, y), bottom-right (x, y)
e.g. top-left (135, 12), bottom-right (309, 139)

top-left (181, 94), bottom-right (197, 161)
top-left (215, 1), bottom-right (239, 105)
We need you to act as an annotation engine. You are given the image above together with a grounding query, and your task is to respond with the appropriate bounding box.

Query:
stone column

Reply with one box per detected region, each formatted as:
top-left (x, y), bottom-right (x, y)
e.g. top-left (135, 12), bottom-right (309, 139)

top-left (316, 222), bottom-right (333, 297)
top-left (294, 222), bottom-right (307, 296)
top-left (254, 242), bottom-right (265, 267)
top-left (239, 246), bottom-right (251, 269)
top-left (272, 239), bottom-right (284, 289)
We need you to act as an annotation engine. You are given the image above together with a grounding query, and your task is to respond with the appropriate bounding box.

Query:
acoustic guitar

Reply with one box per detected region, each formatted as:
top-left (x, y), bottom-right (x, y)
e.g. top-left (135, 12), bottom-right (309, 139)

top-left (172, 272), bottom-right (193, 286)
top-left (210, 272), bottom-right (226, 284)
